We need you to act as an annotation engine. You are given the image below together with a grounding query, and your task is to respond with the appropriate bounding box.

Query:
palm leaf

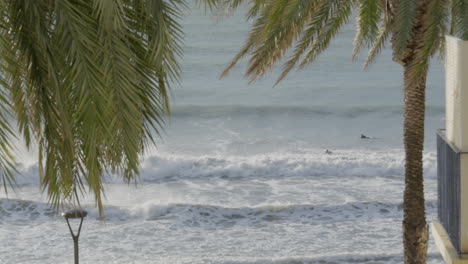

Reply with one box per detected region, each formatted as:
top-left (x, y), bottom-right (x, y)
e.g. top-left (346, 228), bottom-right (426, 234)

top-left (392, 0), bottom-right (417, 59)
top-left (364, 23), bottom-right (391, 68)
top-left (353, 0), bottom-right (384, 60)
top-left (451, 0), bottom-right (468, 39)
top-left (275, 0), bottom-right (355, 84)
top-left (0, 0), bottom-right (184, 217)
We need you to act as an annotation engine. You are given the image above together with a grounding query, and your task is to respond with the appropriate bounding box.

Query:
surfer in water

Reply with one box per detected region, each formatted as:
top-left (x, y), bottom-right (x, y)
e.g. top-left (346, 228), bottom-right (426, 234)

top-left (361, 134), bottom-right (380, 139)
top-left (361, 134), bottom-right (371, 139)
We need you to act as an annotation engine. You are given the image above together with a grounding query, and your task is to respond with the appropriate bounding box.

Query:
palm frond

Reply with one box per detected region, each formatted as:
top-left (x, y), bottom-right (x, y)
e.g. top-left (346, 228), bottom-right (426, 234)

top-left (244, 0), bottom-right (328, 83)
top-left (364, 23), bottom-right (391, 68)
top-left (392, 0), bottom-right (417, 59)
top-left (0, 72), bottom-right (17, 195)
top-left (451, 0), bottom-right (468, 39)
top-left (220, 0), bottom-right (277, 78)
top-left (353, 0), bottom-right (384, 60)
top-left (198, 0), bottom-right (265, 19)
top-left (297, 0), bottom-right (354, 68)
top-left (0, 0), bottom-right (184, 217)
top-left (275, 0), bottom-right (355, 84)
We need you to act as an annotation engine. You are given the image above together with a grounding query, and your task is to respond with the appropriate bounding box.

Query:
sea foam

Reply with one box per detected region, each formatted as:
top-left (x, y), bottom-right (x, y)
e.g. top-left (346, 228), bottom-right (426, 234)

top-left (11, 149), bottom-right (437, 185)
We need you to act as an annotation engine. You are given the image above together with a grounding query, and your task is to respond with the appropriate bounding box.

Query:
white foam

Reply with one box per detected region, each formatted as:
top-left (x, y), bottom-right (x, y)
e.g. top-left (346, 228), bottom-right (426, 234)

top-left (9, 149), bottom-right (437, 196)
top-left (135, 149), bottom-right (435, 183)
top-left (0, 197), bottom-right (442, 264)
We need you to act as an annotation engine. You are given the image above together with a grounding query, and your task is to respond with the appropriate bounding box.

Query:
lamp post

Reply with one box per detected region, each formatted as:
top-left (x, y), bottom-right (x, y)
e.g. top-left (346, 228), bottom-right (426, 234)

top-left (62, 209), bottom-right (87, 264)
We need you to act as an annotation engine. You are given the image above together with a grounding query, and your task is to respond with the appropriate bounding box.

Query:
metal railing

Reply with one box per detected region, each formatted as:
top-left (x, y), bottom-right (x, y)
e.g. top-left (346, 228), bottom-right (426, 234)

top-left (437, 130), bottom-right (461, 253)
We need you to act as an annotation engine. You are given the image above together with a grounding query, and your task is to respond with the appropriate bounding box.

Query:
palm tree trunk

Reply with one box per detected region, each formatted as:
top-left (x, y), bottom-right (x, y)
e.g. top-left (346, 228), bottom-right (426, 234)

top-left (391, 0), bottom-right (431, 261)
top-left (402, 62), bottom-right (429, 264)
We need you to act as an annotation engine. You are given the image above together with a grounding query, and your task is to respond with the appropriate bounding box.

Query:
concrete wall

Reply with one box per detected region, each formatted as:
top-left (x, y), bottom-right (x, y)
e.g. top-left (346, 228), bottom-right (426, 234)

top-left (446, 36), bottom-right (468, 151)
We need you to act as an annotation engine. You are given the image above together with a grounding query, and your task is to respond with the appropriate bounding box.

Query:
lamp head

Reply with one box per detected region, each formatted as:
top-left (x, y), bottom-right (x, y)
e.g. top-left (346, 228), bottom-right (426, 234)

top-left (62, 209), bottom-right (88, 219)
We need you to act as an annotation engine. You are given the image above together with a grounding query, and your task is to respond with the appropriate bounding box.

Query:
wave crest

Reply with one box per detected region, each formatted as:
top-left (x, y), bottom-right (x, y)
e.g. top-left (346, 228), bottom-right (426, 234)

top-left (12, 150), bottom-right (437, 184)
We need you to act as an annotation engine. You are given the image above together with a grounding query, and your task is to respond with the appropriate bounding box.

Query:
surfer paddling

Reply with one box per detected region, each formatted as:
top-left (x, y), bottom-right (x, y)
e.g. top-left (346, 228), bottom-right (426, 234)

top-left (360, 134), bottom-right (380, 139)
top-left (361, 134), bottom-right (370, 139)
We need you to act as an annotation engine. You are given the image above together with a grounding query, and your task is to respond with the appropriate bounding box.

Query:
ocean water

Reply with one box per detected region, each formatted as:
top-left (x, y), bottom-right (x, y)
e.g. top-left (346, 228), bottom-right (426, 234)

top-left (0, 6), bottom-right (446, 264)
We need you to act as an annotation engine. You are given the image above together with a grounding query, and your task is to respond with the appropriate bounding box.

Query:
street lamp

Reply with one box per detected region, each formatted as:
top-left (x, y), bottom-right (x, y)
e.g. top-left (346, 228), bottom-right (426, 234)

top-left (62, 209), bottom-right (87, 264)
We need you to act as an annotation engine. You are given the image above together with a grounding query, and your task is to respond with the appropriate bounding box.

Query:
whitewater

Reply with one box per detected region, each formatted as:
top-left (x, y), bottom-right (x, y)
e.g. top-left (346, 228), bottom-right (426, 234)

top-left (0, 5), bottom-right (446, 264)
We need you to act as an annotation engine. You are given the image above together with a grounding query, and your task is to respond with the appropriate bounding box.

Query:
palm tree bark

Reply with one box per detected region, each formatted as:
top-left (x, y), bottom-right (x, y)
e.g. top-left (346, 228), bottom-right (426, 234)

top-left (402, 63), bottom-right (429, 264)
top-left (399, 4), bottom-right (431, 261)
top-left (390, 0), bottom-right (430, 261)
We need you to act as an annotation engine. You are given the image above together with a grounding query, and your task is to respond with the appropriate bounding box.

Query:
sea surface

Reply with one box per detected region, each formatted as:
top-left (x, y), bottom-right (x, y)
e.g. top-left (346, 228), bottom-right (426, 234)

top-left (0, 5), bottom-right (446, 264)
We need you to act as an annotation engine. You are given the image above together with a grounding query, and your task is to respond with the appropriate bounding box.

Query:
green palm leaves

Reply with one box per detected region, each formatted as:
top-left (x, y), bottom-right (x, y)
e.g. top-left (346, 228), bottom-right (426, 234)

top-left (452, 0), bottom-right (468, 39)
top-left (218, 0), bottom-right (357, 83)
top-left (221, 0), bottom-right (356, 84)
top-left (217, 0), bottom-right (468, 84)
top-left (0, 0), bottom-right (184, 217)
top-left (0, 78), bottom-right (16, 196)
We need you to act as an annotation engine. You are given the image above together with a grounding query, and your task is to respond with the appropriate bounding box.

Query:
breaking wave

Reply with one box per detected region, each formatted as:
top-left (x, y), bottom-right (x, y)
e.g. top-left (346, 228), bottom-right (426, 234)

top-left (12, 149), bottom-right (437, 185)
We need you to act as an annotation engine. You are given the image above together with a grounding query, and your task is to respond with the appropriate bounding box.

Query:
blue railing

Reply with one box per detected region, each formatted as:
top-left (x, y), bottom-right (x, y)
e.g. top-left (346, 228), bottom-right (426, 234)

top-left (437, 130), bottom-right (461, 253)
